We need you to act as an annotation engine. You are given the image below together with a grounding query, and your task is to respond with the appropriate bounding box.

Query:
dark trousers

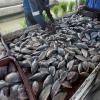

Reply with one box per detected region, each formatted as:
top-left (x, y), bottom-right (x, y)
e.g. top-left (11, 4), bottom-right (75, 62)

top-left (24, 12), bottom-right (37, 26)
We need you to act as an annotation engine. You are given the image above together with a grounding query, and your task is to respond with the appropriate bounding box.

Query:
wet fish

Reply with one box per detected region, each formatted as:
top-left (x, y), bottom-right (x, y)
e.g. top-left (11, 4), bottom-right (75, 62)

top-left (0, 66), bottom-right (7, 79)
top-left (49, 66), bottom-right (56, 76)
top-left (0, 90), bottom-right (8, 100)
top-left (81, 49), bottom-right (88, 58)
top-left (29, 72), bottom-right (48, 81)
top-left (46, 48), bottom-right (57, 58)
top-left (58, 60), bottom-right (66, 69)
top-left (60, 71), bottom-right (68, 82)
top-left (17, 85), bottom-right (28, 100)
top-left (65, 53), bottom-right (69, 61)
top-left (36, 44), bottom-right (48, 51)
top-left (75, 55), bottom-right (86, 61)
top-left (92, 55), bottom-right (100, 62)
top-left (43, 75), bottom-right (53, 88)
top-left (51, 79), bottom-right (61, 97)
top-left (57, 47), bottom-right (65, 56)
top-left (6, 14), bottom-right (100, 100)
top-left (61, 81), bottom-right (72, 88)
top-left (67, 71), bottom-right (78, 83)
top-left (0, 80), bottom-right (8, 89)
top-left (52, 92), bottom-right (67, 100)
top-left (38, 50), bottom-right (47, 61)
top-left (75, 43), bottom-right (88, 49)
top-left (31, 59), bottom-right (38, 74)
top-left (67, 60), bottom-right (74, 71)
top-left (39, 85), bottom-right (51, 100)
top-left (5, 72), bottom-right (21, 84)
top-left (32, 81), bottom-right (39, 95)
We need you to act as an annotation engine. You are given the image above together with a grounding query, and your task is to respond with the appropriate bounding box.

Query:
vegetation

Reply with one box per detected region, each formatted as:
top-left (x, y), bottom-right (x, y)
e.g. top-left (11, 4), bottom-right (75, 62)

top-left (21, 18), bottom-right (27, 29)
top-left (21, 0), bottom-right (86, 28)
top-left (80, 0), bottom-right (86, 5)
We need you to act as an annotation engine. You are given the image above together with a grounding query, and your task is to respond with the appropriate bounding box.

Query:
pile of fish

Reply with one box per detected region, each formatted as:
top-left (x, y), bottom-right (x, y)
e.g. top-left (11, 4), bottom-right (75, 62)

top-left (0, 14), bottom-right (100, 100)
top-left (0, 62), bottom-right (30, 100)
top-left (0, 42), bottom-right (6, 59)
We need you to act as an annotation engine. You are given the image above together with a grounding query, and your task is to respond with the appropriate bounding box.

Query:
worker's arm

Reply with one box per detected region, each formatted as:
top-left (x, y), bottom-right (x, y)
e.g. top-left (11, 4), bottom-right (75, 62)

top-left (28, 0), bottom-right (47, 30)
top-left (43, 0), bottom-right (54, 23)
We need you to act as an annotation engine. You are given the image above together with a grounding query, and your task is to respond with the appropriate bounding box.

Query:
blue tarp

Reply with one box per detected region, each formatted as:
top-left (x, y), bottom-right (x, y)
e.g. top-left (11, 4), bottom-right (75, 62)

top-left (86, 0), bottom-right (100, 10)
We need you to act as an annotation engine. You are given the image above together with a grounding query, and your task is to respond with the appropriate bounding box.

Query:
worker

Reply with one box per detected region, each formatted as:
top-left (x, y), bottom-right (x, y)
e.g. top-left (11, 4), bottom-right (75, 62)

top-left (22, 0), bottom-right (54, 30)
top-left (78, 0), bottom-right (100, 20)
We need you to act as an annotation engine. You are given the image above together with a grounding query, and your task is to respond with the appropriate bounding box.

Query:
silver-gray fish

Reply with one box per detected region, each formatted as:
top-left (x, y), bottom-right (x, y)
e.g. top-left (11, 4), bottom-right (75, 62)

top-left (81, 49), bottom-right (88, 58)
top-left (0, 90), bottom-right (8, 100)
top-left (60, 71), bottom-right (68, 82)
top-left (78, 63), bottom-right (83, 73)
top-left (52, 92), bottom-right (67, 100)
top-left (21, 48), bottom-right (32, 54)
top-left (67, 60), bottom-right (74, 71)
top-left (0, 66), bottom-right (7, 79)
top-left (31, 59), bottom-right (38, 74)
top-left (58, 60), bottom-right (66, 69)
top-left (5, 72), bottom-right (21, 84)
top-left (43, 75), bottom-right (53, 88)
top-left (39, 85), bottom-right (52, 100)
top-left (36, 44), bottom-right (48, 51)
top-left (61, 81), bottom-right (72, 88)
top-left (38, 68), bottom-right (49, 73)
top-left (38, 60), bottom-right (49, 68)
top-left (57, 55), bottom-right (63, 62)
top-left (32, 81), bottom-right (39, 95)
top-left (46, 48), bottom-right (56, 58)
top-left (57, 47), bottom-right (65, 56)
top-left (29, 72), bottom-right (48, 81)
top-left (10, 85), bottom-right (19, 99)
top-left (17, 85), bottom-right (28, 100)
top-left (20, 60), bottom-right (31, 68)
top-left (92, 55), bottom-right (100, 62)
top-left (75, 55), bottom-right (86, 61)
top-left (80, 72), bottom-right (89, 77)
top-left (82, 61), bottom-right (89, 72)
top-left (38, 50), bottom-right (47, 61)
top-left (47, 58), bottom-right (56, 65)
top-left (51, 79), bottom-right (61, 97)
top-left (49, 66), bottom-right (56, 76)
top-left (65, 53), bottom-right (69, 61)
top-left (67, 71), bottom-right (78, 83)
top-left (75, 43), bottom-right (88, 49)
top-left (0, 80), bottom-right (8, 89)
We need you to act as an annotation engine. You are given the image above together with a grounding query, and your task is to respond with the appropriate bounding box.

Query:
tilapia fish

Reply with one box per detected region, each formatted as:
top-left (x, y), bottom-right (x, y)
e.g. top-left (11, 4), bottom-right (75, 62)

top-left (4, 14), bottom-right (100, 99)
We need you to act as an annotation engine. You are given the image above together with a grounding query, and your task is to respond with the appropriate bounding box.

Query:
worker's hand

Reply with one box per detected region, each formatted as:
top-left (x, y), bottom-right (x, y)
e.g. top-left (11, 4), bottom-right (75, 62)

top-left (47, 23), bottom-right (56, 33)
top-left (77, 5), bottom-right (87, 14)
top-left (78, 5), bottom-right (86, 10)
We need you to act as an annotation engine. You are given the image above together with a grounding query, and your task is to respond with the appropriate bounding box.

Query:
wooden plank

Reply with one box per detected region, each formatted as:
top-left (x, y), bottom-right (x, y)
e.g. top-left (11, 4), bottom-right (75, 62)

top-left (70, 63), bottom-right (100, 100)
top-left (0, 0), bottom-right (21, 7)
top-left (0, 4), bottom-right (23, 17)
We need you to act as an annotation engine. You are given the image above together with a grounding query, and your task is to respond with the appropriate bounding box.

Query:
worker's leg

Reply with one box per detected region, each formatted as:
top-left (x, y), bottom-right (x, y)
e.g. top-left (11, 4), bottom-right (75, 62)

top-left (23, 0), bottom-right (32, 26)
top-left (24, 13), bottom-right (33, 27)
top-left (28, 0), bottom-right (47, 30)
